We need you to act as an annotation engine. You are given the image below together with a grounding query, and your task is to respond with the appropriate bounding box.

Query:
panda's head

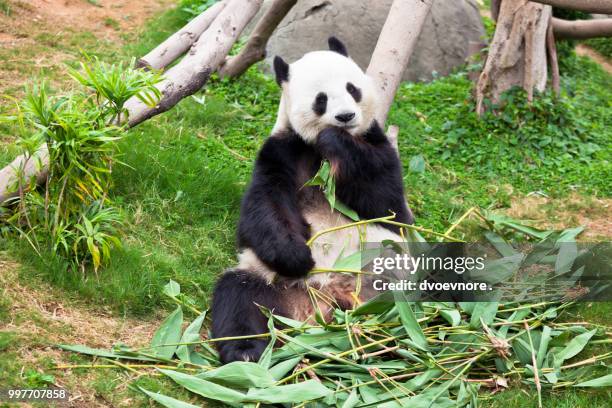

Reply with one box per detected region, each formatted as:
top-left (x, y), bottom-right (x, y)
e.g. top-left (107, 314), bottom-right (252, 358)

top-left (272, 37), bottom-right (379, 143)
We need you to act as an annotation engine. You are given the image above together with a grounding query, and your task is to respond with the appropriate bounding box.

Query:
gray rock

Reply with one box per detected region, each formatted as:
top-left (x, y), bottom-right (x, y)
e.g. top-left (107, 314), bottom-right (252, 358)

top-left (252, 0), bottom-right (485, 82)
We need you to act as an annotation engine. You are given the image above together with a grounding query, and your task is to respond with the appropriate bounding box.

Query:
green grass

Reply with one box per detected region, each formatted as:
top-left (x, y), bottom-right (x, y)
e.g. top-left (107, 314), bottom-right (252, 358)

top-left (0, 0), bottom-right (11, 16)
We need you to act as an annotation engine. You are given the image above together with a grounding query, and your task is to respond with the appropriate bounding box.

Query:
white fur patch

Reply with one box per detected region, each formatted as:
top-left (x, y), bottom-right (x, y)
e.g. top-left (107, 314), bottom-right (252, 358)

top-left (237, 248), bottom-right (277, 285)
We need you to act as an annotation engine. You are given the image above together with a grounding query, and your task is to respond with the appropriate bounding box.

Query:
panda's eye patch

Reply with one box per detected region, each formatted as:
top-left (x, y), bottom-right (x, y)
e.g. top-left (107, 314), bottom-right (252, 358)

top-left (312, 92), bottom-right (328, 116)
top-left (346, 82), bottom-right (362, 102)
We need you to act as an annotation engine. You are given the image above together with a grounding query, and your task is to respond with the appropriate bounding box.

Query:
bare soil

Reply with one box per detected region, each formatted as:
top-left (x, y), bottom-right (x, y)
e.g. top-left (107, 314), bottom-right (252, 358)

top-left (0, 0), bottom-right (169, 45)
top-left (576, 44), bottom-right (612, 74)
top-left (505, 193), bottom-right (612, 240)
top-left (0, 258), bottom-right (162, 407)
top-left (0, 0), bottom-right (171, 95)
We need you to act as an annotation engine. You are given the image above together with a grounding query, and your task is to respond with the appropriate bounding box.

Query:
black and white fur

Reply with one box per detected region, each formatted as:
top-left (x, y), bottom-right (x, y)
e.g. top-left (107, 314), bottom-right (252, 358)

top-left (212, 37), bottom-right (414, 364)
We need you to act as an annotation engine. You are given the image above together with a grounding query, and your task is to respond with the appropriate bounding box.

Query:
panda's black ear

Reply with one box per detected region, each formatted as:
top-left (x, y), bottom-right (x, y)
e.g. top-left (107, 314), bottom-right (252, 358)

top-left (328, 36), bottom-right (348, 57)
top-left (273, 56), bottom-right (289, 86)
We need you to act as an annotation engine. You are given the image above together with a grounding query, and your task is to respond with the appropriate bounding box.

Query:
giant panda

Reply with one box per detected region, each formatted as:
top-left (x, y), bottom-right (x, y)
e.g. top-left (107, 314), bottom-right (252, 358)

top-left (212, 37), bottom-right (414, 364)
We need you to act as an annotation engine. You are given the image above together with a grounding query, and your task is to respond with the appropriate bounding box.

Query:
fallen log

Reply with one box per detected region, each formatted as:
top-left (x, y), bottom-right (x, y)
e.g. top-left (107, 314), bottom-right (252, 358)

top-left (552, 17), bottom-right (612, 40)
top-left (0, 145), bottom-right (49, 204)
top-left (136, 1), bottom-right (227, 70)
top-left (124, 0), bottom-right (263, 127)
top-left (532, 0), bottom-right (612, 14)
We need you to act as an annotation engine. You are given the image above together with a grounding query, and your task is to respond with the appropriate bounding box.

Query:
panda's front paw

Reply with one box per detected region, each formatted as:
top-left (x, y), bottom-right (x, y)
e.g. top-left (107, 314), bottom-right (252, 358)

top-left (268, 240), bottom-right (315, 278)
top-left (315, 127), bottom-right (353, 157)
top-left (316, 127), bottom-right (348, 144)
top-left (218, 339), bottom-right (267, 363)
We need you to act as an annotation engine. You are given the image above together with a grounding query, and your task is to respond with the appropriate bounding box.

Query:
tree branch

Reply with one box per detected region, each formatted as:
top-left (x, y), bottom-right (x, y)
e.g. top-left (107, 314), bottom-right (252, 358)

top-left (552, 17), bottom-right (612, 39)
top-left (531, 0), bottom-right (612, 14)
top-left (218, 0), bottom-right (297, 78)
top-left (366, 0), bottom-right (433, 126)
top-left (136, 1), bottom-right (227, 70)
top-left (546, 21), bottom-right (560, 96)
top-left (124, 0), bottom-right (263, 127)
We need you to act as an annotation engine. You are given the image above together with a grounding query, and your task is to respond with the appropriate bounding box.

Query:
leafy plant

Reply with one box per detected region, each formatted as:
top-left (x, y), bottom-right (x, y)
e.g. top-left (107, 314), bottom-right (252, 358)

top-left (2, 57), bottom-right (162, 272)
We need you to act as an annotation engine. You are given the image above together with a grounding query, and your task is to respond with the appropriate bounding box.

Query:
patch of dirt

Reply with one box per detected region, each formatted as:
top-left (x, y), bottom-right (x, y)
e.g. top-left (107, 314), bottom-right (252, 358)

top-left (576, 44), bottom-right (612, 74)
top-left (0, 258), bottom-right (161, 407)
top-left (1, 0), bottom-right (170, 44)
top-left (504, 193), bottom-right (612, 240)
top-left (0, 0), bottom-right (171, 95)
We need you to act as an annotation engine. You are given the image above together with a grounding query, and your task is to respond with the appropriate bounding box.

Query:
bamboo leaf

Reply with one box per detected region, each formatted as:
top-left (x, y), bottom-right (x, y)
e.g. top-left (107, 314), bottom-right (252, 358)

top-left (340, 388), bottom-right (360, 408)
top-left (484, 231), bottom-right (517, 257)
top-left (554, 329), bottom-right (597, 367)
top-left (150, 307), bottom-right (183, 360)
top-left (176, 312), bottom-right (206, 364)
top-left (574, 374), bottom-right (612, 387)
top-left (245, 380), bottom-right (332, 403)
top-left (269, 356), bottom-right (303, 381)
top-left (197, 361), bottom-right (275, 388)
top-left (258, 315), bottom-right (276, 369)
top-left (139, 387), bottom-right (201, 408)
top-left (163, 280), bottom-right (181, 297)
top-left (395, 301), bottom-right (428, 350)
top-left (159, 369), bottom-right (246, 404)
top-left (408, 154), bottom-right (426, 173)
top-left (536, 326), bottom-right (552, 368)
top-left (439, 309), bottom-right (461, 327)
top-left (58, 344), bottom-right (158, 361)
top-left (470, 302), bottom-right (498, 328)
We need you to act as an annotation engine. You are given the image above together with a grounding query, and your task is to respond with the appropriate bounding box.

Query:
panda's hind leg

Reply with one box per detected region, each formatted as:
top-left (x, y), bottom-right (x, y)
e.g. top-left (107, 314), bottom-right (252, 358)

top-left (212, 269), bottom-right (285, 363)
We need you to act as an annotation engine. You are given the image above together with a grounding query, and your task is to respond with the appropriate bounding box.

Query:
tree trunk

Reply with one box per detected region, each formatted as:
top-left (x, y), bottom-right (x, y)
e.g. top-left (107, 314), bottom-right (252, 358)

top-left (531, 0), bottom-right (612, 14)
top-left (475, 0), bottom-right (552, 115)
top-left (218, 0), bottom-right (297, 78)
top-left (124, 0), bottom-right (263, 127)
top-left (366, 0), bottom-right (433, 126)
top-left (553, 17), bottom-right (612, 39)
top-left (0, 145), bottom-right (49, 204)
top-left (136, 1), bottom-right (227, 70)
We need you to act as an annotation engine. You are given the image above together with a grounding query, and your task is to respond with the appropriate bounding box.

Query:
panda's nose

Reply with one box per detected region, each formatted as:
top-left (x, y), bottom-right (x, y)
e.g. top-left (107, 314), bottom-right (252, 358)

top-left (335, 112), bottom-right (355, 123)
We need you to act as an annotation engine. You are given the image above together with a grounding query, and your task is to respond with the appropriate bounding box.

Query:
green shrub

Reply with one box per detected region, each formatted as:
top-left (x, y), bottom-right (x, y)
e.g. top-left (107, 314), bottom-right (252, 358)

top-left (1, 58), bottom-right (161, 272)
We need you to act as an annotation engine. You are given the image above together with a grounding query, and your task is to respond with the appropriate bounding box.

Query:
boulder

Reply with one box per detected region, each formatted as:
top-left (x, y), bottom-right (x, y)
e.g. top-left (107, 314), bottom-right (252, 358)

top-left (253, 0), bottom-right (485, 82)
